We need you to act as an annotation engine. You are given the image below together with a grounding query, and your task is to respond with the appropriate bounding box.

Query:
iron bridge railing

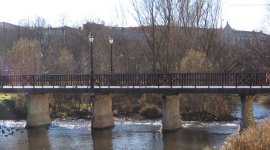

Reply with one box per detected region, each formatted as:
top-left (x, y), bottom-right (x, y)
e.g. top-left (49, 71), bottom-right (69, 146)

top-left (0, 73), bottom-right (269, 88)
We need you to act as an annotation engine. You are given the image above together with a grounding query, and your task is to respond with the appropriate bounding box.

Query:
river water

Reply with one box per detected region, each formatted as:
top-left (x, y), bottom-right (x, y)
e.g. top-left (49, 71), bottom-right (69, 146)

top-left (1, 102), bottom-right (270, 150)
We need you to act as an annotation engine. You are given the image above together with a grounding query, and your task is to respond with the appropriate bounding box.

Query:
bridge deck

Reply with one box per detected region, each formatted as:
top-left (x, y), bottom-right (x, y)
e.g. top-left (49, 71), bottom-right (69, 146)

top-left (0, 73), bottom-right (269, 94)
top-left (1, 85), bottom-right (270, 94)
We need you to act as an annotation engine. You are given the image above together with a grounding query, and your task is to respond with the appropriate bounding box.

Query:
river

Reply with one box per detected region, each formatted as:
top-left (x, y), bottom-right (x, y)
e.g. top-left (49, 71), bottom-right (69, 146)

top-left (1, 102), bottom-right (270, 150)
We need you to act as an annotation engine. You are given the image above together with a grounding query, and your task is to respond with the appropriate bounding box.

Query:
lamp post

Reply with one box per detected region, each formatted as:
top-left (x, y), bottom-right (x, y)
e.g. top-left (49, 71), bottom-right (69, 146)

top-left (109, 35), bottom-right (113, 74)
top-left (88, 33), bottom-right (94, 89)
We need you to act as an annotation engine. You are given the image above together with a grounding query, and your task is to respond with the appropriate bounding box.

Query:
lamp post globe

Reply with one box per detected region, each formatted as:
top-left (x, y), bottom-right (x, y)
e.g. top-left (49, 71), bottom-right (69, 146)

top-left (109, 35), bottom-right (113, 74)
top-left (88, 33), bottom-right (94, 89)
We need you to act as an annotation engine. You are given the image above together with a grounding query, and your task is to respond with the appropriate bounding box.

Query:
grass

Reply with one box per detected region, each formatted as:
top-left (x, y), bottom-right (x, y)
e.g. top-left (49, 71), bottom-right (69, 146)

top-left (223, 118), bottom-right (270, 150)
top-left (179, 94), bottom-right (235, 121)
top-left (0, 94), bottom-right (27, 120)
top-left (255, 94), bottom-right (270, 104)
top-left (0, 94), bottom-right (14, 102)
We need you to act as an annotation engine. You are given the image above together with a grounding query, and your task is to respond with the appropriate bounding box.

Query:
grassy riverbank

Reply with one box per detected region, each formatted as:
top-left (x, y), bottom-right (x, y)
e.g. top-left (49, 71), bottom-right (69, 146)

top-left (0, 94), bottom-right (27, 120)
top-left (223, 118), bottom-right (270, 150)
top-left (205, 118), bottom-right (270, 150)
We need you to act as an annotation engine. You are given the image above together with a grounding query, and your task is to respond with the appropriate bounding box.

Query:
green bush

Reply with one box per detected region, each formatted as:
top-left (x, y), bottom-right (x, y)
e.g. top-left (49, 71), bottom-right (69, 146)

top-left (0, 95), bottom-right (27, 120)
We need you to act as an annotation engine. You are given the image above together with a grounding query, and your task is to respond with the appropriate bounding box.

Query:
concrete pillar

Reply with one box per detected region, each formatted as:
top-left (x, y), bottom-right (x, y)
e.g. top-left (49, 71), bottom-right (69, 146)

top-left (91, 94), bottom-right (114, 129)
top-left (161, 94), bottom-right (182, 131)
top-left (26, 93), bottom-right (51, 128)
top-left (240, 94), bottom-right (255, 132)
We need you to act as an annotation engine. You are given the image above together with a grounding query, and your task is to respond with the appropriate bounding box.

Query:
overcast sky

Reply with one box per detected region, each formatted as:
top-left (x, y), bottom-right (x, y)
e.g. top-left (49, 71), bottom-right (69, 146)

top-left (0, 0), bottom-right (268, 31)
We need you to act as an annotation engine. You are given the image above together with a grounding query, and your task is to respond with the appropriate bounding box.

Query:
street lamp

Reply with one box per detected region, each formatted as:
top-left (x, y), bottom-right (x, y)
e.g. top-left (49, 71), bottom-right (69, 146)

top-left (88, 33), bottom-right (94, 89)
top-left (109, 35), bottom-right (113, 74)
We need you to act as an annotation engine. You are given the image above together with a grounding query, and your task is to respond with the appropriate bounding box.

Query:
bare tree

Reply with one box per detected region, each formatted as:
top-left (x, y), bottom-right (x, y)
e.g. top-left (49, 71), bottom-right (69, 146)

top-left (132, 0), bottom-right (222, 73)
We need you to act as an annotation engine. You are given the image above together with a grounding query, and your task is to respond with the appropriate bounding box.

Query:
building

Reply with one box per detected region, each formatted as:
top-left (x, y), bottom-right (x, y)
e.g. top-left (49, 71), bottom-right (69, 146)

top-left (222, 22), bottom-right (268, 46)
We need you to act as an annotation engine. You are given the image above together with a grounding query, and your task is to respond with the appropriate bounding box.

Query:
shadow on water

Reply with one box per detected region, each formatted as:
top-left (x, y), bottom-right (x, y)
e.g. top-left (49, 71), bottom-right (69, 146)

top-left (27, 127), bottom-right (51, 150)
top-left (162, 126), bottom-right (229, 150)
top-left (162, 128), bottom-right (208, 150)
top-left (92, 128), bottom-right (113, 150)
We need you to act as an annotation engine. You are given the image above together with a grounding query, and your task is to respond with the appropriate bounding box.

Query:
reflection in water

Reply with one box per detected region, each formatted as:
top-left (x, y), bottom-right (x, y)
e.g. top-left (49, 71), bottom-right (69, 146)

top-left (162, 124), bottom-right (233, 150)
top-left (162, 128), bottom-right (209, 150)
top-left (92, 128), bottom-right (113, 150)
top-left (27, 127), bottom-right (51, 150)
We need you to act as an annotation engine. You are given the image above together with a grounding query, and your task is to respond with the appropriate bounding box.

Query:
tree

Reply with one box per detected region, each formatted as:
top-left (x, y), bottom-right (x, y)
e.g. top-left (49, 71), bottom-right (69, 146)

top-left (57, 48), bottom-right (75, 74)
top-left (9, 38), bottom-right (43, 74)
top-left (132, 0), bottom-right (172, 73)
top-left (132, 0), bottom-right (222, 73)
top-left (177, 49), bottom-right (215, 72)
top-left (178, 49), bottom-right (232, 121)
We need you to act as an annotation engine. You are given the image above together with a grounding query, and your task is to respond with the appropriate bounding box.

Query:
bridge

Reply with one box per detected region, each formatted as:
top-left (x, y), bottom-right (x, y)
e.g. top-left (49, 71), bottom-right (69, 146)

top-left (1, 73), bottom-right (270, 132)
top-left (1, 73), bottom-right (269, 93)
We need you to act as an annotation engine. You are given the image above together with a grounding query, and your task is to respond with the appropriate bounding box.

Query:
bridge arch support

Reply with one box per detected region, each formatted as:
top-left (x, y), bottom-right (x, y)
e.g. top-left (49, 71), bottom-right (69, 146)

top-left (91, 93), bottom-right (115, 129)
top-left (161, 94), bottom-right (182, 131)
top-left (240, 94), bottom-right (255, 132)
top-left (26, 93), bottom-right (52, 128)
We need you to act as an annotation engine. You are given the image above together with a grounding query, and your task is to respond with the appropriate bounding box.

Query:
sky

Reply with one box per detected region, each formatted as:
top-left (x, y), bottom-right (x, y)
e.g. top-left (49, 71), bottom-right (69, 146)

top-left (0, 0), bottom-right (269, 32)
top-left (222, 0), bottom-right (268, 32)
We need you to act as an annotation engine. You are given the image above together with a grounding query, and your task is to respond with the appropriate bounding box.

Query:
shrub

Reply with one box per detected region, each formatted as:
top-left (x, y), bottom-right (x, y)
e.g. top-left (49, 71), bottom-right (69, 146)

top-left (179, 94), bottom-right (235, 121)
top-left (112, 93), bottom-right (142, 116)
top-left (223, 118), bottom-right (270, 150)
top-left (114, 100), bottom-right (133, 116)
top-left (139, 103), bottom-right (162, 119)
top-left (255, 94), bottom-right (270, 104)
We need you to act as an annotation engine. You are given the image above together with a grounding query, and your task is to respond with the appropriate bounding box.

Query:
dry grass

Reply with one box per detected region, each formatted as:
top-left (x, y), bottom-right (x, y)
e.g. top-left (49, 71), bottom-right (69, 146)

top-left (223, 118), bottom-right (270, 150)
top-left (139, 103), bottom-right (162, 119)
top-left (255, 94), bottom-right (270, 104)
top-left (179, 94), bottom-right (234, 121)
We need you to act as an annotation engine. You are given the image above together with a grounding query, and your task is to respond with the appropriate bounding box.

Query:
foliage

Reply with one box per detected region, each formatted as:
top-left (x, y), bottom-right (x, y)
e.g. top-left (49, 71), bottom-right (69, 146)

top-left (176, 50), bottom-right (234, 121)
top-left (57, 48), bottom-right (75, 74)
top-left (9, 38), bottom-right (43, 74)
top-left (50, 93), bottom-right (91, 119)
top-left (179, 94), bottom-right (234, 121)
top-left (112, 94), bottom-right (141, 116)
top-left (223, 118), bottom-right (270, 150)
top-left (0, 94), bottom-right (27, 119)
top-left (0, 94), bottom-right (15, 102)
top-left (176, 49), bottom-right (215, 72)
top-left (139, 103), bottom-right (162, 119)
top-left (254, 94), bottom-right (270, 104)
top-left (44, 47), bottom-right (76, 74)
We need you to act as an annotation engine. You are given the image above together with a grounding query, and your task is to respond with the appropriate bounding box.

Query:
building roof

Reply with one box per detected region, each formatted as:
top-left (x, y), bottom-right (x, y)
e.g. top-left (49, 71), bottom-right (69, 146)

top-left (223, 22), bottom-right (268, 38)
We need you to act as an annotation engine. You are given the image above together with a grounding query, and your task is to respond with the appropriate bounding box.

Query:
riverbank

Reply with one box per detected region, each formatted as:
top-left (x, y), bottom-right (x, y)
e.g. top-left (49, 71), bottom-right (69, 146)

top-left (223, 118), bottom-right (270, 150)
top-left (255, 94), bottom-right (270, 104)
top-left (0, 94), bottom-right (26, 120)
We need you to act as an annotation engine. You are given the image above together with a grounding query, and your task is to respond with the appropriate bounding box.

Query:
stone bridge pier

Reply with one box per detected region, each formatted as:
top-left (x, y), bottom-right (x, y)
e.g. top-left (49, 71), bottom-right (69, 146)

top-left (240, 94), bottom-right (255, 132)
top-left (91, 94), bottom-right (114, 129)
top-left (161, 94), bottom-right (182, 131)
top-left (26, 93), bottom-right (51, 128)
